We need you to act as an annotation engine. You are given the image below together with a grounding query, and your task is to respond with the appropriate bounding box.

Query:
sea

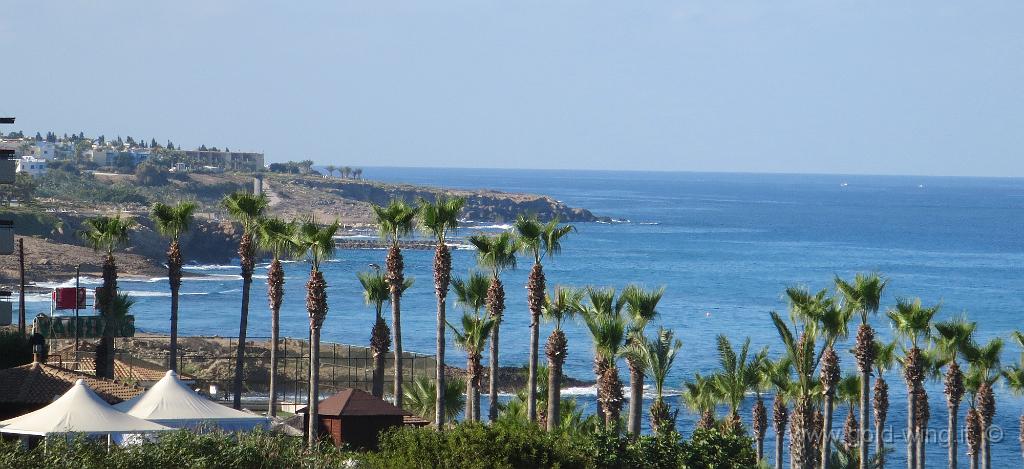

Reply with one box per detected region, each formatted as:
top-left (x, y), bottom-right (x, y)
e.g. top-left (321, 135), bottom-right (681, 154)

top-left (28, 169), bottom-right (1024, 466)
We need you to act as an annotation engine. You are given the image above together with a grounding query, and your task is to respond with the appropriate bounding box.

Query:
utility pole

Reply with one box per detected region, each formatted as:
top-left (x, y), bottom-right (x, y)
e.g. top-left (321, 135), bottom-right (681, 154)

top-left (74, 264), bottom-right (81, 353)
top-left (18, 238), bottom-right (25, 335)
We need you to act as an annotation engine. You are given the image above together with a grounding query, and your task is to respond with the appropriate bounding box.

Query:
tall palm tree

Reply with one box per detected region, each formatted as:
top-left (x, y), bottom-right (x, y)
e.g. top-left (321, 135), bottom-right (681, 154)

top-left (150, 201), bottom-right (196, 373)
top-left (323, 165), bottom-right (336, 178)
top-left (78, 214), bottom-right (136, 379)
top-left (222, 191), bottom-right (269, 409)
top-left (1002, 330), bottom-right (1024, 466)
top-left (620, 284), bottom-right (664, 435)
top-left (372, 199), bottom-right (418, 408)
top-left (255, 217), bottom-right (298, 417)
top-left (419, 196), bottom-right (464, 428)
top-left (580, 287), bottom-right (626, 429)
top-left (514, 214), bottom-right (575, 425)
top-left (357, 270), bottom-right (390, 398)
top-left (453, 272), bottom-right (491, 419)
top-left (761, 356), bottom-right (793, 469)
top-left (963, 338), bottom-right (1003, 469)
top-left (887, 298), bottom-right (939, 469)
top-left (712, 335), bottom-right (766, 433)
top-left (542, 285), bottom-right (583, 432)
top-left (871, 340), bottom-right (898, 469)
top-left (628, 326), bottom-right (681, 434)
top-left (467, 231), bottom-right (518, 422)
top-left (934, 315), bottom-right (976, 469)
top-left (448, 311), bottom-right (495, 422)
top-left (835, 273), bottom-right (887, 469)
top-left (770, 287), bottom-right (826, 469)
top-left (810, 292), bottom-right (852, 469)
top-left (295, 217), bottom-right (339, 447)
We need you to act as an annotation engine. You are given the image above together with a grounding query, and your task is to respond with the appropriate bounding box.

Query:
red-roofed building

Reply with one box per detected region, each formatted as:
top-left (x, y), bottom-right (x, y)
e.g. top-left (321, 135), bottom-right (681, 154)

top-left (0, 361), bottom-right (143, 420)
top-left (297, 388), bottom-right (428, 449)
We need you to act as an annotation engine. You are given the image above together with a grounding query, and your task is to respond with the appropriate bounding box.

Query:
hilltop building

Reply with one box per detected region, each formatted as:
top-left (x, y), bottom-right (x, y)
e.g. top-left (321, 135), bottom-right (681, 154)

top-left (15, 156), bottom-right (47, 176)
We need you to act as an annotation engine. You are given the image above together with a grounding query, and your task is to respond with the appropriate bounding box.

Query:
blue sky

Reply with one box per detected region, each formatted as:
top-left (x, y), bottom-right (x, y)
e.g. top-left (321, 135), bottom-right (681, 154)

top-left (3, 1), bottom-right (1023, 176)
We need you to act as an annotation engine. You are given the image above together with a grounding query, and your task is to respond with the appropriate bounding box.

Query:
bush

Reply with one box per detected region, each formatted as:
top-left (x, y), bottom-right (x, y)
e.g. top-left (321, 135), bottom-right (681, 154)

top-left (678, 428), bottom-right (757, 469)
top-left (0, 429), bottom-right (355, 469)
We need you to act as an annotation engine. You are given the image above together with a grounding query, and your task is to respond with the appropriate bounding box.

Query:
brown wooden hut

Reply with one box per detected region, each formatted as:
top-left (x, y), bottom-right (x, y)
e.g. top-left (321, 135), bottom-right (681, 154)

top-left (299, 388), bottom-right (428, 450)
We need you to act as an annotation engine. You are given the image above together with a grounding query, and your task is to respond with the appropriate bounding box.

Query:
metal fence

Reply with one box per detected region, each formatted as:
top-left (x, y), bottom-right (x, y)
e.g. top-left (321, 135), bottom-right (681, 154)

top-left (48, 335), bottom-right (436, 408)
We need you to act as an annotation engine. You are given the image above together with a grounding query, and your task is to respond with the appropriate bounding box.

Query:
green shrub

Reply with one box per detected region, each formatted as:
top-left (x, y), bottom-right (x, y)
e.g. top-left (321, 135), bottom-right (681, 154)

top-left (678, 428), bottom-right (757, 469)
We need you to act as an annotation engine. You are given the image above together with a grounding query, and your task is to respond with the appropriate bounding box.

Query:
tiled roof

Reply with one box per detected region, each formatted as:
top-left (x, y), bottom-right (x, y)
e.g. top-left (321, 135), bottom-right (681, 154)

top-left (0, 362), bottom-right (143, 405)
top-left (49, 342), bottom-right (194, 382)
top-left (298, 388), bottom-right (412, 417)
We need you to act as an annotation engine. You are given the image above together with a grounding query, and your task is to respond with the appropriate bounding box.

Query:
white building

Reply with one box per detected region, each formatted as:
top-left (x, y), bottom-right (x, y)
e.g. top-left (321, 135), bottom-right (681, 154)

top-left (84, 147), bottom-right (118, 166)
top-left (16, 155), bottom-right (48, 176)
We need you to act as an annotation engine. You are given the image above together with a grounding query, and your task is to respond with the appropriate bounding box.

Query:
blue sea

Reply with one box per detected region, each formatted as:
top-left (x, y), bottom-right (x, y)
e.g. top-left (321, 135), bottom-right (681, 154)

top-left (33, 169), bottom-right (1024, 466)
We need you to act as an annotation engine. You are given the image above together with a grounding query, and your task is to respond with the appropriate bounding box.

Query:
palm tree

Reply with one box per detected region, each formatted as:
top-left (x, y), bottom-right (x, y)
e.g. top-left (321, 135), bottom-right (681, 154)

top-left (761, 356), bottom-right (793, 469)
top-left (452, 272), bottom-right (491, 419)
top-left (372, 199), bottom-right (418, 408)
top-left (295, 217), bottom-right (339, 446)
top-left (357, 270), bottom-right (390, 398)
top-left (934, 315), bottom-right (976, 469)
top-left (620, 284), bottom-right (664, 435)
top-left (871, 340), bottom-right (898, 469)
top-left (514, 214), bottom-right (575, 425)
top-left (78, 214), bottom-right (136, 379)
top-left (467, 231), bottom-right (518, 422)
top-left (837, 373), bottom-right (861, 450)
top-left (887, 297), bottom-right (939, 469)
top-left (835, 273), bottom-right (887, 469)
top-left (150, 201), bottom-right (196, 373)
top-left (254, 217), bottom-right (298, 417)
top-left (324, 165), bottom-right (336, 178)
top-left (419, 196), bottom-right (464, 428)
top-left (963, 338), bottom-right (1003, 469)
top-left (682, 372), bottom-right (720, 430)
top-left (770, 286), bottom-right (827, 469)
top-left (222, 191), bottom-right (269, 409)
top-left (627, 326), bottom-right (681, 434)
top-left (1002, 330), bottom-right (1024, 466)
top-left (712, 335), bottom-right (766, 433)
top-left (580, 287), bottom-right (626, 429)
top-left (403, 376), bottom-right (467, 426)
top-left (542, 285), bottom-right (583, 432)
top-left (448, 310), bottom-right (495, 422)
top-left (809, 292), bottom-right (852, 468)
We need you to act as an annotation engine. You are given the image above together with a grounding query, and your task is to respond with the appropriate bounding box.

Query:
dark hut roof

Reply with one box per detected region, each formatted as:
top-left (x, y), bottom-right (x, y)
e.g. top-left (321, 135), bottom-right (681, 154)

top-left (0, 361), bottom-right (143, 405)
top-left (299, 388), bottom-right (411, 417)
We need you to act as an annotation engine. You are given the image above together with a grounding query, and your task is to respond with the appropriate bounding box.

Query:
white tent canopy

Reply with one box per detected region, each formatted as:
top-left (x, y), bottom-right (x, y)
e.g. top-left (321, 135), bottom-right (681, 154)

top-left (0, 379), bottom-right (172, 437)
top-left (114, 370), bottom-right (269, 431)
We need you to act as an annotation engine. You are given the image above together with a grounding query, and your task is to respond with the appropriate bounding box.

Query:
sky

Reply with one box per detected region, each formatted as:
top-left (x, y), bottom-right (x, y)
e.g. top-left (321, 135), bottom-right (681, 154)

top-left (2, 1), bottom-right (1023, 177)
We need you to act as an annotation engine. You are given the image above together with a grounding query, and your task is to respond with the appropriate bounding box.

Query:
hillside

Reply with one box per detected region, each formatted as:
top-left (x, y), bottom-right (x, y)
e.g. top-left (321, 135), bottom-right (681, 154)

top-left (0, 169), bottom-right (604, 281)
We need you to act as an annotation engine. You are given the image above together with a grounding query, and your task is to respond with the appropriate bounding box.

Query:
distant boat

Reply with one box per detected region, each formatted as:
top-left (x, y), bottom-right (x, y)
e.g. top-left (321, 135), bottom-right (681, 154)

top-left (840, 182), bottom-right (848, 187)
top-left (918, 184), bottom-right (925, 188)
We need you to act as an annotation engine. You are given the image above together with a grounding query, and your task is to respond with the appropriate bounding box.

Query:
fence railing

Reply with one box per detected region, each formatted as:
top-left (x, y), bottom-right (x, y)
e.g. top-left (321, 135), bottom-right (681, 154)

top-left (48, 335), bottom-right (437, 407)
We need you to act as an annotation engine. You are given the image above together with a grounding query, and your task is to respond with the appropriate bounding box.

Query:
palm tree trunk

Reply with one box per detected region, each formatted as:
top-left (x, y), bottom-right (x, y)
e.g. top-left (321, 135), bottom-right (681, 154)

top-left (628, 359), bottom-right (644, 436)
top-left (434, 243), bottom-right (451, 429)
top-left (387, 245), bottom-right (404, 408)
top-left (233, 233), bottom-right (254, 410)
top-left (465, 357), bottom-right (474, 421)
top-left (97, 252), bottom-right (118, 379)
top-left (267, 257), bottom-right (284, 417)
top-left (370, 313), bottom-right (390, 398)
top-left (977, 383), bottom-right (994, 469)
top-left (526, 263), bottom-right (544, 425)
top-left (167, 240), bottom-right (182, 373)
top-left (907, 387), bottom-right (917, 469)
top-left (753, 397), bottom-right (767, 462)
top-left (855, 324), bottom-right (875, 469)
top-left (774, 397), bottom-right (789, 469)
top-left (486, 275), bottom-right (505, 423)
top-left (966, 407), bottom-right (980, 469)
top-left (948, 403), bottom-right (959, 469)
top-left (1018, 414), bottom-right (1023, 466)
top-left (307, 325), bottom-right (321, 447)
top-left (546, 328), bottom-right (566, 432)
top-left (821, 394), bottom-right (834, 469)
top-left (875, 376), bottom-right (890, 469)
